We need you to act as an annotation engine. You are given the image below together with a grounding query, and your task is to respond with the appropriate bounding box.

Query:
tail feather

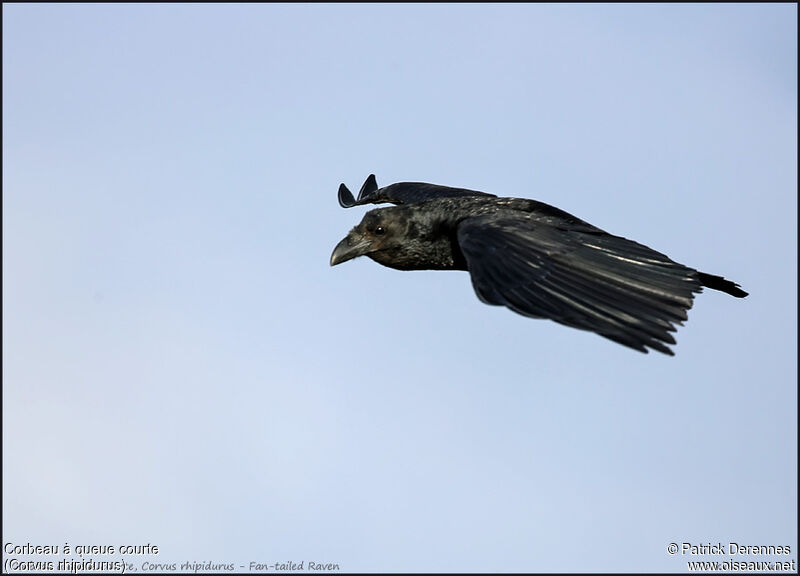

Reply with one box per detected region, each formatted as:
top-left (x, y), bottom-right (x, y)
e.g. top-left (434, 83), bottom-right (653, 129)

top-left (697, 272), bottom-right (748, 298)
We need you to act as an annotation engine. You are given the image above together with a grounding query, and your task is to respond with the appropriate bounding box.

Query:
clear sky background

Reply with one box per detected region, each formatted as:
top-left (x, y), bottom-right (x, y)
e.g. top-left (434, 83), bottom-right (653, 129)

top-left (3, 4), bottom-right (797, 573)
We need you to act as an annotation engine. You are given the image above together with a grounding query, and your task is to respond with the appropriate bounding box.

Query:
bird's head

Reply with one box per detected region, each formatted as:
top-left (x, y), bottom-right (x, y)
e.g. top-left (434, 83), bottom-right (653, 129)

top-left (330, 207), bottom-right (411, 268)
top-left (330, 205), bottom-right (459, 271)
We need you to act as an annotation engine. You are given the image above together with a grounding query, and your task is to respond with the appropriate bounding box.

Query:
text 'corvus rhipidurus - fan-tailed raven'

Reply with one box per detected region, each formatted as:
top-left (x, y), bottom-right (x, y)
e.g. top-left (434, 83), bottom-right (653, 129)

top-left (330, 174), bottom-right (747, 355)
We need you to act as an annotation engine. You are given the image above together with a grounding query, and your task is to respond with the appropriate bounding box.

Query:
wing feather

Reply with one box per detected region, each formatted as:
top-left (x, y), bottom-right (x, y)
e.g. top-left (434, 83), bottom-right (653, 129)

top-left (457, 214), bottom-right (704, 354)
top-left (339, 175), bottom-right (496, 208)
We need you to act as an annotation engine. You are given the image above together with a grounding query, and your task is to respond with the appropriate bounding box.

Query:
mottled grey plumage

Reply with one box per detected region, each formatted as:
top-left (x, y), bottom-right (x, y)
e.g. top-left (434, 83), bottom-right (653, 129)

top-left (331, 175), bottom-right (747, 355)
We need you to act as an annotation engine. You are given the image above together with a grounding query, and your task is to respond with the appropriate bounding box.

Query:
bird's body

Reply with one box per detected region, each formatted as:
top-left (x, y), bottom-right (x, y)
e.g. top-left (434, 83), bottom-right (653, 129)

top-left (331, 175), bottom-right (747, 355)
top-left (338, 196), bottom-right (600, 271)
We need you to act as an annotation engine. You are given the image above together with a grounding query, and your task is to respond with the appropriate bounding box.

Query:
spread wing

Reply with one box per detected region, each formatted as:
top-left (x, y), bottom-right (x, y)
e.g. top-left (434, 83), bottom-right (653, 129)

top-left (456, 213), bottom-right (705, 355)
top-left (338, 174), bottom-right (495, 208)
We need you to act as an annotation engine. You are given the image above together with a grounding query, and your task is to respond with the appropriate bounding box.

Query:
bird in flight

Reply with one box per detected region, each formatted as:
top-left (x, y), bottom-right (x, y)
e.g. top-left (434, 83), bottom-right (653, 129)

top-left (330, 174), bottom-right (747, 355)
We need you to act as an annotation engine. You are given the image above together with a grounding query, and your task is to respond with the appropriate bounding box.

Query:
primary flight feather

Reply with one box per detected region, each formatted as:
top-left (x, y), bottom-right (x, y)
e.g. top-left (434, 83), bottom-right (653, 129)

top-left (330, 174), bottom-right (747, 355)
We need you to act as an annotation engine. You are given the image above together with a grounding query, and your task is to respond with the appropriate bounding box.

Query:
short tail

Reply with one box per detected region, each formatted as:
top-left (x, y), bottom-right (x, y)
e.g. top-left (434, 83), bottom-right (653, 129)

top-left (697, 272), bottom-right (748, 298)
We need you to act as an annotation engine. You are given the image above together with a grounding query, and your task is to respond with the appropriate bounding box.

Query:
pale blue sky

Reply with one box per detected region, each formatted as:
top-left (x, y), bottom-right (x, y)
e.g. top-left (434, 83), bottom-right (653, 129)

top-left (3, 4), bottom-right (797, 573)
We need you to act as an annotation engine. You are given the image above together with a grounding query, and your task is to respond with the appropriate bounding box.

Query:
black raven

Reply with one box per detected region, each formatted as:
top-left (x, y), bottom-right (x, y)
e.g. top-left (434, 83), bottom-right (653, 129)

top-left (330, 174), bottom-right (747, 355)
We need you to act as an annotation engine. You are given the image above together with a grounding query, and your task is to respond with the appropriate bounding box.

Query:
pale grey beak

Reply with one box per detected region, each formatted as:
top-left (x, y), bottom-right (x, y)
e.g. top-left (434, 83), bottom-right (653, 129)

top-left (330, 232), bottom-right (372, 266)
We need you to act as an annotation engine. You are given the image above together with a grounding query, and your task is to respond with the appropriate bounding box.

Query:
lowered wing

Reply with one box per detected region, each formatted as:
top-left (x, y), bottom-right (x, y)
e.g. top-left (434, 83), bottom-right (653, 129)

top-left (456, 213), bottom-right (705, 355)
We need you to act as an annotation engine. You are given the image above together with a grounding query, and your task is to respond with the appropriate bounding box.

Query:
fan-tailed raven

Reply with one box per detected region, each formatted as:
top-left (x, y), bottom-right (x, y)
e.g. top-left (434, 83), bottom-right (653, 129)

top-left (330, 174), bottom-right (747, 355)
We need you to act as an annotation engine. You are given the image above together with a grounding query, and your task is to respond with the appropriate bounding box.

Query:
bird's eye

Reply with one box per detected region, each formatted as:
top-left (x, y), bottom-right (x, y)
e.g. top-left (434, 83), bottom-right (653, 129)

top-left (374, 226), bottom-right (386, 236)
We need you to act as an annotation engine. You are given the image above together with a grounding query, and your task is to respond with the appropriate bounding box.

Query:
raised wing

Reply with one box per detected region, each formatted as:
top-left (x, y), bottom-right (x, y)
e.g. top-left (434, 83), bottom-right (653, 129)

top-left (456, 213), bottom-right (705, 355)
top-left (338, 174), bottom-right (495, 208)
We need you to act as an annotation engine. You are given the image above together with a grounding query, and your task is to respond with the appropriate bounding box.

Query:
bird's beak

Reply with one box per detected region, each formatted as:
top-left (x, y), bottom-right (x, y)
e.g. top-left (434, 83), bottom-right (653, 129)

top-left (330, 232), bottom-right (372, 266)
